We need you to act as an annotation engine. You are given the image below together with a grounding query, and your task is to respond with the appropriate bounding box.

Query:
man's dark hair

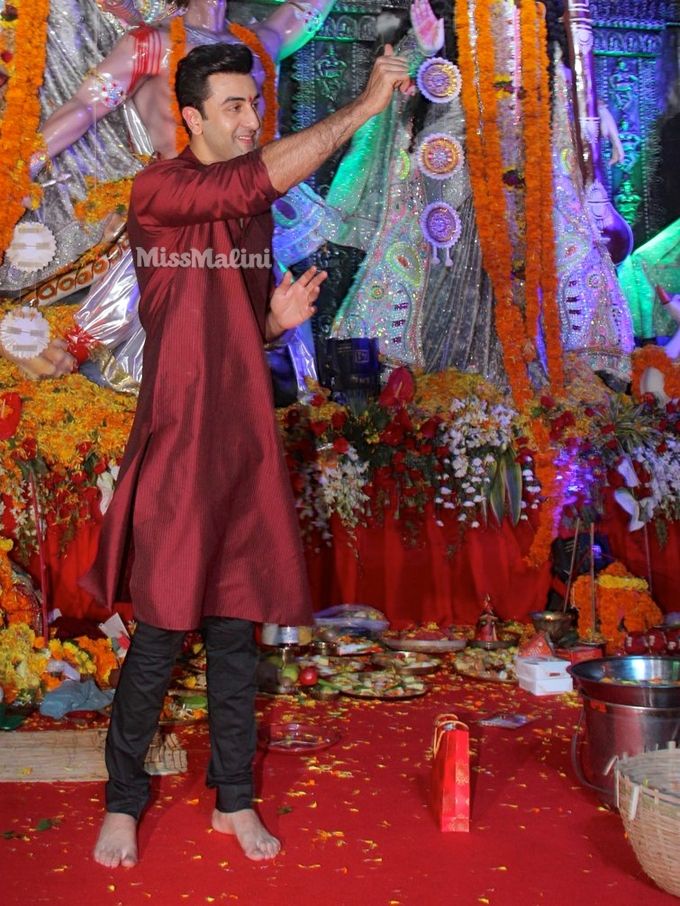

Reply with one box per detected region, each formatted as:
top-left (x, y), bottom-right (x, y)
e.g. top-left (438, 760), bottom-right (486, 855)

top-left (175, 43), bottom-right (254, 133)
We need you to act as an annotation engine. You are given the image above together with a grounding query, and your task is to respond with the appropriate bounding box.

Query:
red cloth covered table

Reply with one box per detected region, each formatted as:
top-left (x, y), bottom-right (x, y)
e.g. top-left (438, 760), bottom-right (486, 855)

top-left (24, 499), bottom-right (678, 623)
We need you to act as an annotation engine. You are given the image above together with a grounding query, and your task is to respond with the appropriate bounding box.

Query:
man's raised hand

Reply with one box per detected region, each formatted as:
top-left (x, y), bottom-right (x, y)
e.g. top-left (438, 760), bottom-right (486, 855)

top-left (359, 45), bottom-right (414, 118)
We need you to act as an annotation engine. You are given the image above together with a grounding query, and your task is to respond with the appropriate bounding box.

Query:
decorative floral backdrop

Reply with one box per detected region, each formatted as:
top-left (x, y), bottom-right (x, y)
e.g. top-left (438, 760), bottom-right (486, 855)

top-left (0, 305), bottom-right (678, 583)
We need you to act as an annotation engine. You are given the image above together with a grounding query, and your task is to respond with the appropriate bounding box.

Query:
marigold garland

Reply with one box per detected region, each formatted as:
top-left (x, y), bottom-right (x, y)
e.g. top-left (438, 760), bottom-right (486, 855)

top-left (226, 23), bottom-right (278, 146)
top-left (520, 3), bottom-right (563, 566)
top-left (0, 0), bottom-right (50, 258)
top-left (534, 7), bottom-right (563, 392)
top-left (519, 0), bottom-right (563, 392)
top-left (0, 623), bottom-right (48, 704)
top-left (169, 18), bottom-right (278, 154)
top-left (0, 539), bottom-right (36, 628)
top-left (73, 175), bottom-right (138, 224)
top-left (0, 621), bottom-right (118, 704)
top-left (455, 0), bottom-right (533, 407)
top-left (572, 561), bottom-right (663, 654)
top-left (630, 345), bottom-right (680, 401)
top-left (49, 636), bottom-right (118, 686)
top-left (519, 2), bottom-right (541, 348)
top-left (169, 15), bottom-right (189, 154)
top-left (456, 0), bottom-right (561, 564)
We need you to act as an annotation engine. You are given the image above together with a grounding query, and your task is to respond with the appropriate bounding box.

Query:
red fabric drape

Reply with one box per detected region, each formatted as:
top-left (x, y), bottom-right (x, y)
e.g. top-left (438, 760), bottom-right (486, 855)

top-left (17, 497), bottom-right (678, 624)
top-left (305, 507), bottom-right (552, 626)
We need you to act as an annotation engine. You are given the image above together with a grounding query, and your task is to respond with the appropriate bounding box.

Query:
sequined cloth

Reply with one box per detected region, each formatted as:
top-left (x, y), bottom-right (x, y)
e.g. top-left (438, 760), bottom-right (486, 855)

top-left (551, 59), bottom-right (634, 380)
top-left (320, 34), bottom-right (506, 384)
top-left (312, 26), bottom-right (632, 385)
top-left (0, 0), bottom-right (141, 295)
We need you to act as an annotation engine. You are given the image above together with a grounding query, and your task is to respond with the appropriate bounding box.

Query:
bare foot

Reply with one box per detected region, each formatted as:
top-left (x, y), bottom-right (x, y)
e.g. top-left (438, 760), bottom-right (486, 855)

top-left (93, 812), bottom-right (138, 868)
top-left (211, 808), bottom-right (281, 861)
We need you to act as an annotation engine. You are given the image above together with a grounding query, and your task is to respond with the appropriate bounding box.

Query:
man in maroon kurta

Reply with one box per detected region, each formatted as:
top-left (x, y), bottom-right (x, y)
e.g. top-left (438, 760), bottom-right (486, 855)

top-left (88, 41), bottom-right (413, 868)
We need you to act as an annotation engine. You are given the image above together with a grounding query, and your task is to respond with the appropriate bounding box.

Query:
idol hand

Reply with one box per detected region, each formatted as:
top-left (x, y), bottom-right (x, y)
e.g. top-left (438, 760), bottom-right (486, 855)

top-left (410, 0), bottom-right (445, 56)
top-left (1, 337), bottom-right (76, 380)
top-left (597, 102), bottom-right (624, 167)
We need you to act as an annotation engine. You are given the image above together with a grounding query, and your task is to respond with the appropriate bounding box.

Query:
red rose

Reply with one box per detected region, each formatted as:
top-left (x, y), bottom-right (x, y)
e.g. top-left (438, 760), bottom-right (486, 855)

top-left (395, 407), bottom-right (413, 430)
top-left (381, 423), bottom-right (405, 446)
top-left (285, 408), bottom-right (301, 428)
top-left (540, 395), bottom-right (555, 410)
top-left (309, 420), bottom-right (328, 437)
top-left (421, 417), bottom-right (440, 439)
top-left (1, 494), bottom-right (16, 535)
top-left (333, 437), bottom-right (350, 454)
top-left (21, 437), bottom-right (37, 459)
top-left (608, 469), bottom-right (625, 489)
top-left (82, 486), bottom-right (100, 505)
top-left (331, 410), bottom-right (347, 430)
top-left (373, 466), bottom-right (392, 490)
top-left (0, 392), bottom-right (22, 440)
top-left (303, 439), bottom-right (318, 460)
top-left (290, 473), bottom-right (306, 494)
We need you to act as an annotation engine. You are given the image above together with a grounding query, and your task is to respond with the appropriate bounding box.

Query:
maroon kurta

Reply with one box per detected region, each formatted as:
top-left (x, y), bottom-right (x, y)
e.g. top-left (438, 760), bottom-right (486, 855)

top-left (82, 147), bottom-right (313, 630)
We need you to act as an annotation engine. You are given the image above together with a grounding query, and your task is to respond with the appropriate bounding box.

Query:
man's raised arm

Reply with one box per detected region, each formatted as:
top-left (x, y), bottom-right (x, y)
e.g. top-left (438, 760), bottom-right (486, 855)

top-left (260, 46), bottom-right (412, 193)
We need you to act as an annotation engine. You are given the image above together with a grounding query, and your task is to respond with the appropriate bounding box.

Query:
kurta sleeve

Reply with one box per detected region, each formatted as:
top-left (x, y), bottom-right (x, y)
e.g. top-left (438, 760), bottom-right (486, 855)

top-left (132, 149), bottom-right (281, 225)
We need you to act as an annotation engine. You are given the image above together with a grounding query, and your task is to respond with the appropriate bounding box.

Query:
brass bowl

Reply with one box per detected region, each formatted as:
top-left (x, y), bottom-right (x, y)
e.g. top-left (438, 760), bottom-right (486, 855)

top-left (529, 610), bottom-right (573, 642)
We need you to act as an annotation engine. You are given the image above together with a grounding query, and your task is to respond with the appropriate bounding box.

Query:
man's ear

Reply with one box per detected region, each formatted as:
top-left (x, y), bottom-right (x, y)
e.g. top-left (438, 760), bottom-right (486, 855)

top-left (182, 105), bottom-right (203, 136)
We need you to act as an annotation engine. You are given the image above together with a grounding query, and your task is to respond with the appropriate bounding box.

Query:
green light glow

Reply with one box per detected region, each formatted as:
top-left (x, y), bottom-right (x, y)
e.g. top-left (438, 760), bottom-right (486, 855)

top-left (619, 219), bottom-right (680, 338)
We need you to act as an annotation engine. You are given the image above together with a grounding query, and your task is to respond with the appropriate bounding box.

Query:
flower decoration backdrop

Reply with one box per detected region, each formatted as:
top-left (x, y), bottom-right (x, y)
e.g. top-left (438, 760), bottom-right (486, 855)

top-left (0, 305), bottom-right (679, 635)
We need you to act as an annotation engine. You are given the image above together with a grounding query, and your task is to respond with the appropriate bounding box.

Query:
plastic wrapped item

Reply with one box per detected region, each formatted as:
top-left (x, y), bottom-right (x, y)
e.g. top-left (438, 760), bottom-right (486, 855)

top-left (39, 679), bottom-right (114, 720)
top-left (313, 604), bottom-right (389, 633)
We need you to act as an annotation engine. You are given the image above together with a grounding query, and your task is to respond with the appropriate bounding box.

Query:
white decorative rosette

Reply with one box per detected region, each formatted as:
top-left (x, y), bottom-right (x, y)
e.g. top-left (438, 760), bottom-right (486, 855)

top-left (6, 223), bottom-right (57, 274)
top-left (416, 132), bottom-right (464, 181)
top-left (420, 202), bottom-right (462, 266)
top-left (0, 305), bottom-right (51, 360)
top-left (416, 57), bottom-right (461, 104)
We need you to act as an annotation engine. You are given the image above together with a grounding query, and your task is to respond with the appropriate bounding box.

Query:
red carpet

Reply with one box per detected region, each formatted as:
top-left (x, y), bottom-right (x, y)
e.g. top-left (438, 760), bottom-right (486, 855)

top-left (0, 671), bottom-right (674, 906)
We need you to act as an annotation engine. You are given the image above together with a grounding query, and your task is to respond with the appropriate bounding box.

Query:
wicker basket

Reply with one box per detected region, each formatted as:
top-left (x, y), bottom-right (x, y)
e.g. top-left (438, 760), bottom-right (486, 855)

top-left (615, 743), bottom-right (680, 897)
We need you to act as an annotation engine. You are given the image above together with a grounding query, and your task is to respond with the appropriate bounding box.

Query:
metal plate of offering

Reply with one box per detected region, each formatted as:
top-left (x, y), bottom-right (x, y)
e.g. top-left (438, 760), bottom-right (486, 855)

top-left (372, 651), bottom-right (442, 674)
top-left (569, 656), bottom-right (680, 708)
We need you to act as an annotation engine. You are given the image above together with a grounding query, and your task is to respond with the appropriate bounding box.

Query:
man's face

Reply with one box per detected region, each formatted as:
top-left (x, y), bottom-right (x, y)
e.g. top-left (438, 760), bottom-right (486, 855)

top-left (188, 72), bottom-right (262, 162)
